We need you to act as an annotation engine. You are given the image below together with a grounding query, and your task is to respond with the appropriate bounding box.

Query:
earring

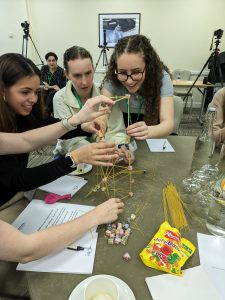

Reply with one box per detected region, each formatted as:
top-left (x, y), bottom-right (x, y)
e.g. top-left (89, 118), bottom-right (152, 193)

top-left (3, 95), bottom-right (6, 102)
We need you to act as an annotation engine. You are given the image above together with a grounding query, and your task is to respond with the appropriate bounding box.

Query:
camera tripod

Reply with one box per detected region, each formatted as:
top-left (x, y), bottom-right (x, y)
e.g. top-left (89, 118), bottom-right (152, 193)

top-left (183, 31), bottom-right (224, 117)
top-left (21, 21), bottom-right (44, 66)
top-left (95, 29), bottom-right (109, 71)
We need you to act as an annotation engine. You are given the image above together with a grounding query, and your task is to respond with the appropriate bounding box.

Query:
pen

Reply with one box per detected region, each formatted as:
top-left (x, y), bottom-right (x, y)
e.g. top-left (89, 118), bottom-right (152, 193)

top-left (67, 246), bottom-right (85, 251)
top-left (162, 141), bottom-right (166, 150)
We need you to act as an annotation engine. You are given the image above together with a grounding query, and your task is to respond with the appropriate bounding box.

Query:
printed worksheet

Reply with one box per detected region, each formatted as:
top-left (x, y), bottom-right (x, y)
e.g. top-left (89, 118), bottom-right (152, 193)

top-left (12, 200), bottom-right (98, 274)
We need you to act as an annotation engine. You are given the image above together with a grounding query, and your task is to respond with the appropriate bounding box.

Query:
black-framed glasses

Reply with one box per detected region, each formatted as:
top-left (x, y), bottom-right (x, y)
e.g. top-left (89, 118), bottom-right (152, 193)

top-left (115, 68), bottom-right (145, 82)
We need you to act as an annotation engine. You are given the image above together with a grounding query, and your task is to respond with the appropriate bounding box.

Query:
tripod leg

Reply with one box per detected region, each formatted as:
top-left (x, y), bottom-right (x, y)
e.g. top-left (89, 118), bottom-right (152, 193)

top-left (105, 52), bottom-right (108, 66)
top-left (103, 51), bottom-right (105, 66)
top-left (29, 34), bottom-right (44, 65)
top-left (25, 38), bottom-right (28, 58)
top-left (95, 50), bottom-right (103, 72)
top-left (22, 37), bottom-right (24, 56)
top-left (102, 50), bottom-right (108, 67)
top-left (95, 48), bottom-right (109, 71)
top-left (183, 53), bottom-right (213, 103)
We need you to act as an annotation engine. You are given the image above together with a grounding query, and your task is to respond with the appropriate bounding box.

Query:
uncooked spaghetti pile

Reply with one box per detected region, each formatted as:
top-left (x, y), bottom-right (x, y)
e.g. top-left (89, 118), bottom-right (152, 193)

top-left (163, 183), bottom-right (188, 230)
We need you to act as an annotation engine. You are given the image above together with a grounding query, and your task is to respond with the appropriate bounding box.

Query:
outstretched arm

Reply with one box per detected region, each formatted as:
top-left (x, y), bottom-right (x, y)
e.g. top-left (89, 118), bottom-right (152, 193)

top-left (0, 142), bottom-right (119, 197)
top-left (0, 198), bottom-right (124, 263)
top-left (0, 122), bottom-right (68, 154)
top-left (0, 95), bottom-right (115, 155)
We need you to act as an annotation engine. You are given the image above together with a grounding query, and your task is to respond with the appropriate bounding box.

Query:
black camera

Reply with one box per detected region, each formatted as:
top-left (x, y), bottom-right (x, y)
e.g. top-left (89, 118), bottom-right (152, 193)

top-left (21, 21), bottom-right (29, 30)
top-left (214, 29), bottom-right (223, 39)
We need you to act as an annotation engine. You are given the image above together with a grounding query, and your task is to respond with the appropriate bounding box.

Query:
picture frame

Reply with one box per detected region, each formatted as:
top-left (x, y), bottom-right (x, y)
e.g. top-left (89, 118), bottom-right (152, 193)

top-left (98, 13), bottom-right (141, 48)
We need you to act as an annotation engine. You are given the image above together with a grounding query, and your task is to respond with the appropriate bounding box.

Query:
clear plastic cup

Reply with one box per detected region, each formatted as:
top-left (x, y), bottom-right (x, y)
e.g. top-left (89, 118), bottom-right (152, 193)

top-left (206, 196), bottom-right (225, 237)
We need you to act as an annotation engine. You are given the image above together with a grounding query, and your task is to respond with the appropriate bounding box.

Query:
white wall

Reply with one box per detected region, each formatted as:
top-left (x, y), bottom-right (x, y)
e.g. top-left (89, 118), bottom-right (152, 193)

top-left (0, 0), bottom-right (28, 54)
top-left (0, 0), bottom-right (225, 96)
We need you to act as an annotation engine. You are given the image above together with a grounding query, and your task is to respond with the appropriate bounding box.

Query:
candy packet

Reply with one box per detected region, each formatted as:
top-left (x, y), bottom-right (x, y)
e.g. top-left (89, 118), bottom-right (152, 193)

top-left (213, 173), bottom-right (225, 198)
top-left (139, 221), bottom-right (195, 276)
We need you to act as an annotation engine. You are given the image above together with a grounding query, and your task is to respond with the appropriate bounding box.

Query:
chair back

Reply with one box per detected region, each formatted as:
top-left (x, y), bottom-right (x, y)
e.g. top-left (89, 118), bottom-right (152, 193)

top-left (172, 69), bottom-right (191, 80)
top-left (173, 96), bottom-right (184, 134)
top-left (172, 69), bottom-right (193, 97)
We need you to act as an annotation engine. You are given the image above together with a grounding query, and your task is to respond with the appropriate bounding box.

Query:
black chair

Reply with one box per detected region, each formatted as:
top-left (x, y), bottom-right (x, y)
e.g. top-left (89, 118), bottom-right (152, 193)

top-left (204, 51), bottom-right (225, 110)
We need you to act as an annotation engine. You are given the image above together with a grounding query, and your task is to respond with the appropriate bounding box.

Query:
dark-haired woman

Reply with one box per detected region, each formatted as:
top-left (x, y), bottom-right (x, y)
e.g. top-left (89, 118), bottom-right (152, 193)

top-left (53, 45), bottom-right (133, 162)
top-left (41, 52), bottom-right (66, 114)
top-left (101, 34), bottom-right (174, 140)
top-left (0, 53), bottom-right (117, 205)
top-left (0, 132), bottom-right (123, 263)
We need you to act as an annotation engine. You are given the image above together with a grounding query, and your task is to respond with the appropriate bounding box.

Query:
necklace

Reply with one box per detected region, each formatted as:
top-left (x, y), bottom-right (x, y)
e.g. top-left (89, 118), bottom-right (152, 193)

top-left (47, 72), bottom-right (54, 85)
top-left (123, 88), bottom-right (145, 124)
top-left (127, 96), bottom-right (144, 124)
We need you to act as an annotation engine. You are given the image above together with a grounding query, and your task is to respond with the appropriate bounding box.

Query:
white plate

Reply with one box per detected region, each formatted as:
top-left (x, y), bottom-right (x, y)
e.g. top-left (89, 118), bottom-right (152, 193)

top-left (70, 163), bottom-right (92, 176)
top-left (68, 274), bottom-right (136, 300)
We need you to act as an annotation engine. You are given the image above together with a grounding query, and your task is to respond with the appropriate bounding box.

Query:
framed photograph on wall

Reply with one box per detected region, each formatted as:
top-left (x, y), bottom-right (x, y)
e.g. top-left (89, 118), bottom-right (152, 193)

top-left (98, 13), bottom-right (141, 48)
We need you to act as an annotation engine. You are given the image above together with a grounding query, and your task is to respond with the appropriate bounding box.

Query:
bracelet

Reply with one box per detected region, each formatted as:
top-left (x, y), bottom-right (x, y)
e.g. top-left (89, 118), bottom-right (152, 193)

top-left (65, 153), bottom-right (77, 168)
top-left (62, 116), bottom-right (77, 131)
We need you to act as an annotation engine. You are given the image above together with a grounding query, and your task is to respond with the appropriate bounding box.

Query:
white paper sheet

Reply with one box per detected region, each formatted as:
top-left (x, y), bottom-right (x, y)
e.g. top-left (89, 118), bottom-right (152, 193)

top-left (12, 200), bottom-right (98, 274)
top-left (197, 233), bottom-right (225, 299)
top-left (145, 266), bottom-right (222, 300)
top-left (197, 233), bottom-right (225, 270)
top-left (38, 175), bottom-right (87, 196)
top-left (146, 139), bottom-right (175, 152)
top-left (202, 265), bottom-right (225, 300)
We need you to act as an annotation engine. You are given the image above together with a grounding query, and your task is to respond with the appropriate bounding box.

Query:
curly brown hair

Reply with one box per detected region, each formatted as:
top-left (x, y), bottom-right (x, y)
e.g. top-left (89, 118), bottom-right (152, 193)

top-left (102, 34), bottom-right (170, 125)
top-left (0, 53), bottom-right (46, 133)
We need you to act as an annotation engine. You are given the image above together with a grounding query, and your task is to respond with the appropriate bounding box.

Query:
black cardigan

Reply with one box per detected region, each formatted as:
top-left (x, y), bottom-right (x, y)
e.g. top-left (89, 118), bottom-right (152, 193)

top-left (0, 116), bottom-right (91, 205)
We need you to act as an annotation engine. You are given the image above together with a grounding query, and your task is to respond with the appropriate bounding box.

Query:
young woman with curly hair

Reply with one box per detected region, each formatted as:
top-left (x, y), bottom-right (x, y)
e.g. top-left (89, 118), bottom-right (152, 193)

top-left (101, 34), bottom-right (174, 140)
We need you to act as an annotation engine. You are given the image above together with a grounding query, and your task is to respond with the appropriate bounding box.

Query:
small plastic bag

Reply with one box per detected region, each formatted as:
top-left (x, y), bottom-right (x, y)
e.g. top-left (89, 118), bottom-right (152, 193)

top-left (139, 221), bottom-right (195, 276)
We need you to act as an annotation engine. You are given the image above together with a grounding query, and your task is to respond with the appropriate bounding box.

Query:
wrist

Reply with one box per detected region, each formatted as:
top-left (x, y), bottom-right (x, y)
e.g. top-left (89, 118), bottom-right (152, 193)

top-left (62, 116), bottom-right (77, 131)
top-left (75, 112), bottom-right (83, 125)
top-left (87, 209), bottom-right (100, 227)
top-left (65, 152), bottom-right (78, 168)
top-left (147, 126), bottom-right (151, 138)
top-left (68, 114), bottom-right (82, 126)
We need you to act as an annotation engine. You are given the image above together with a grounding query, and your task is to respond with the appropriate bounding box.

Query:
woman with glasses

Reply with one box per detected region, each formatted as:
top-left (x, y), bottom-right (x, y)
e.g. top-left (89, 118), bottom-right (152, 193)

top-left (101, 34), bottom-right (174, 140)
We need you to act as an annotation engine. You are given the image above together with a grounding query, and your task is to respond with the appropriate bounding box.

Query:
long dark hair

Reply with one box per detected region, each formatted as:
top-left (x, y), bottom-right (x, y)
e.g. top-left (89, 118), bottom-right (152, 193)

top-left (102, 34), bottom-right (170, 125)
top-left (0, 53), bottom-right (45, 133)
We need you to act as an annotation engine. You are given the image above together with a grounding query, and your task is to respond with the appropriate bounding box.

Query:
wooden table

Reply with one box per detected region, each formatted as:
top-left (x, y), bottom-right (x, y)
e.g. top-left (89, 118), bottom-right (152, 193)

top-left (172, 80), bottom-right (214, 122)
top-left (24, 136), bottom-right (213, 300)
top-left (172, 79), bottom-right (212, 88)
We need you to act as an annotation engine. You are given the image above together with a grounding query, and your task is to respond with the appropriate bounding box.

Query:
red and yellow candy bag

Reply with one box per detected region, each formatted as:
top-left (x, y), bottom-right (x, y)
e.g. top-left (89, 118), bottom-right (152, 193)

top-left (139, 221), bottom-right (195, 276)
